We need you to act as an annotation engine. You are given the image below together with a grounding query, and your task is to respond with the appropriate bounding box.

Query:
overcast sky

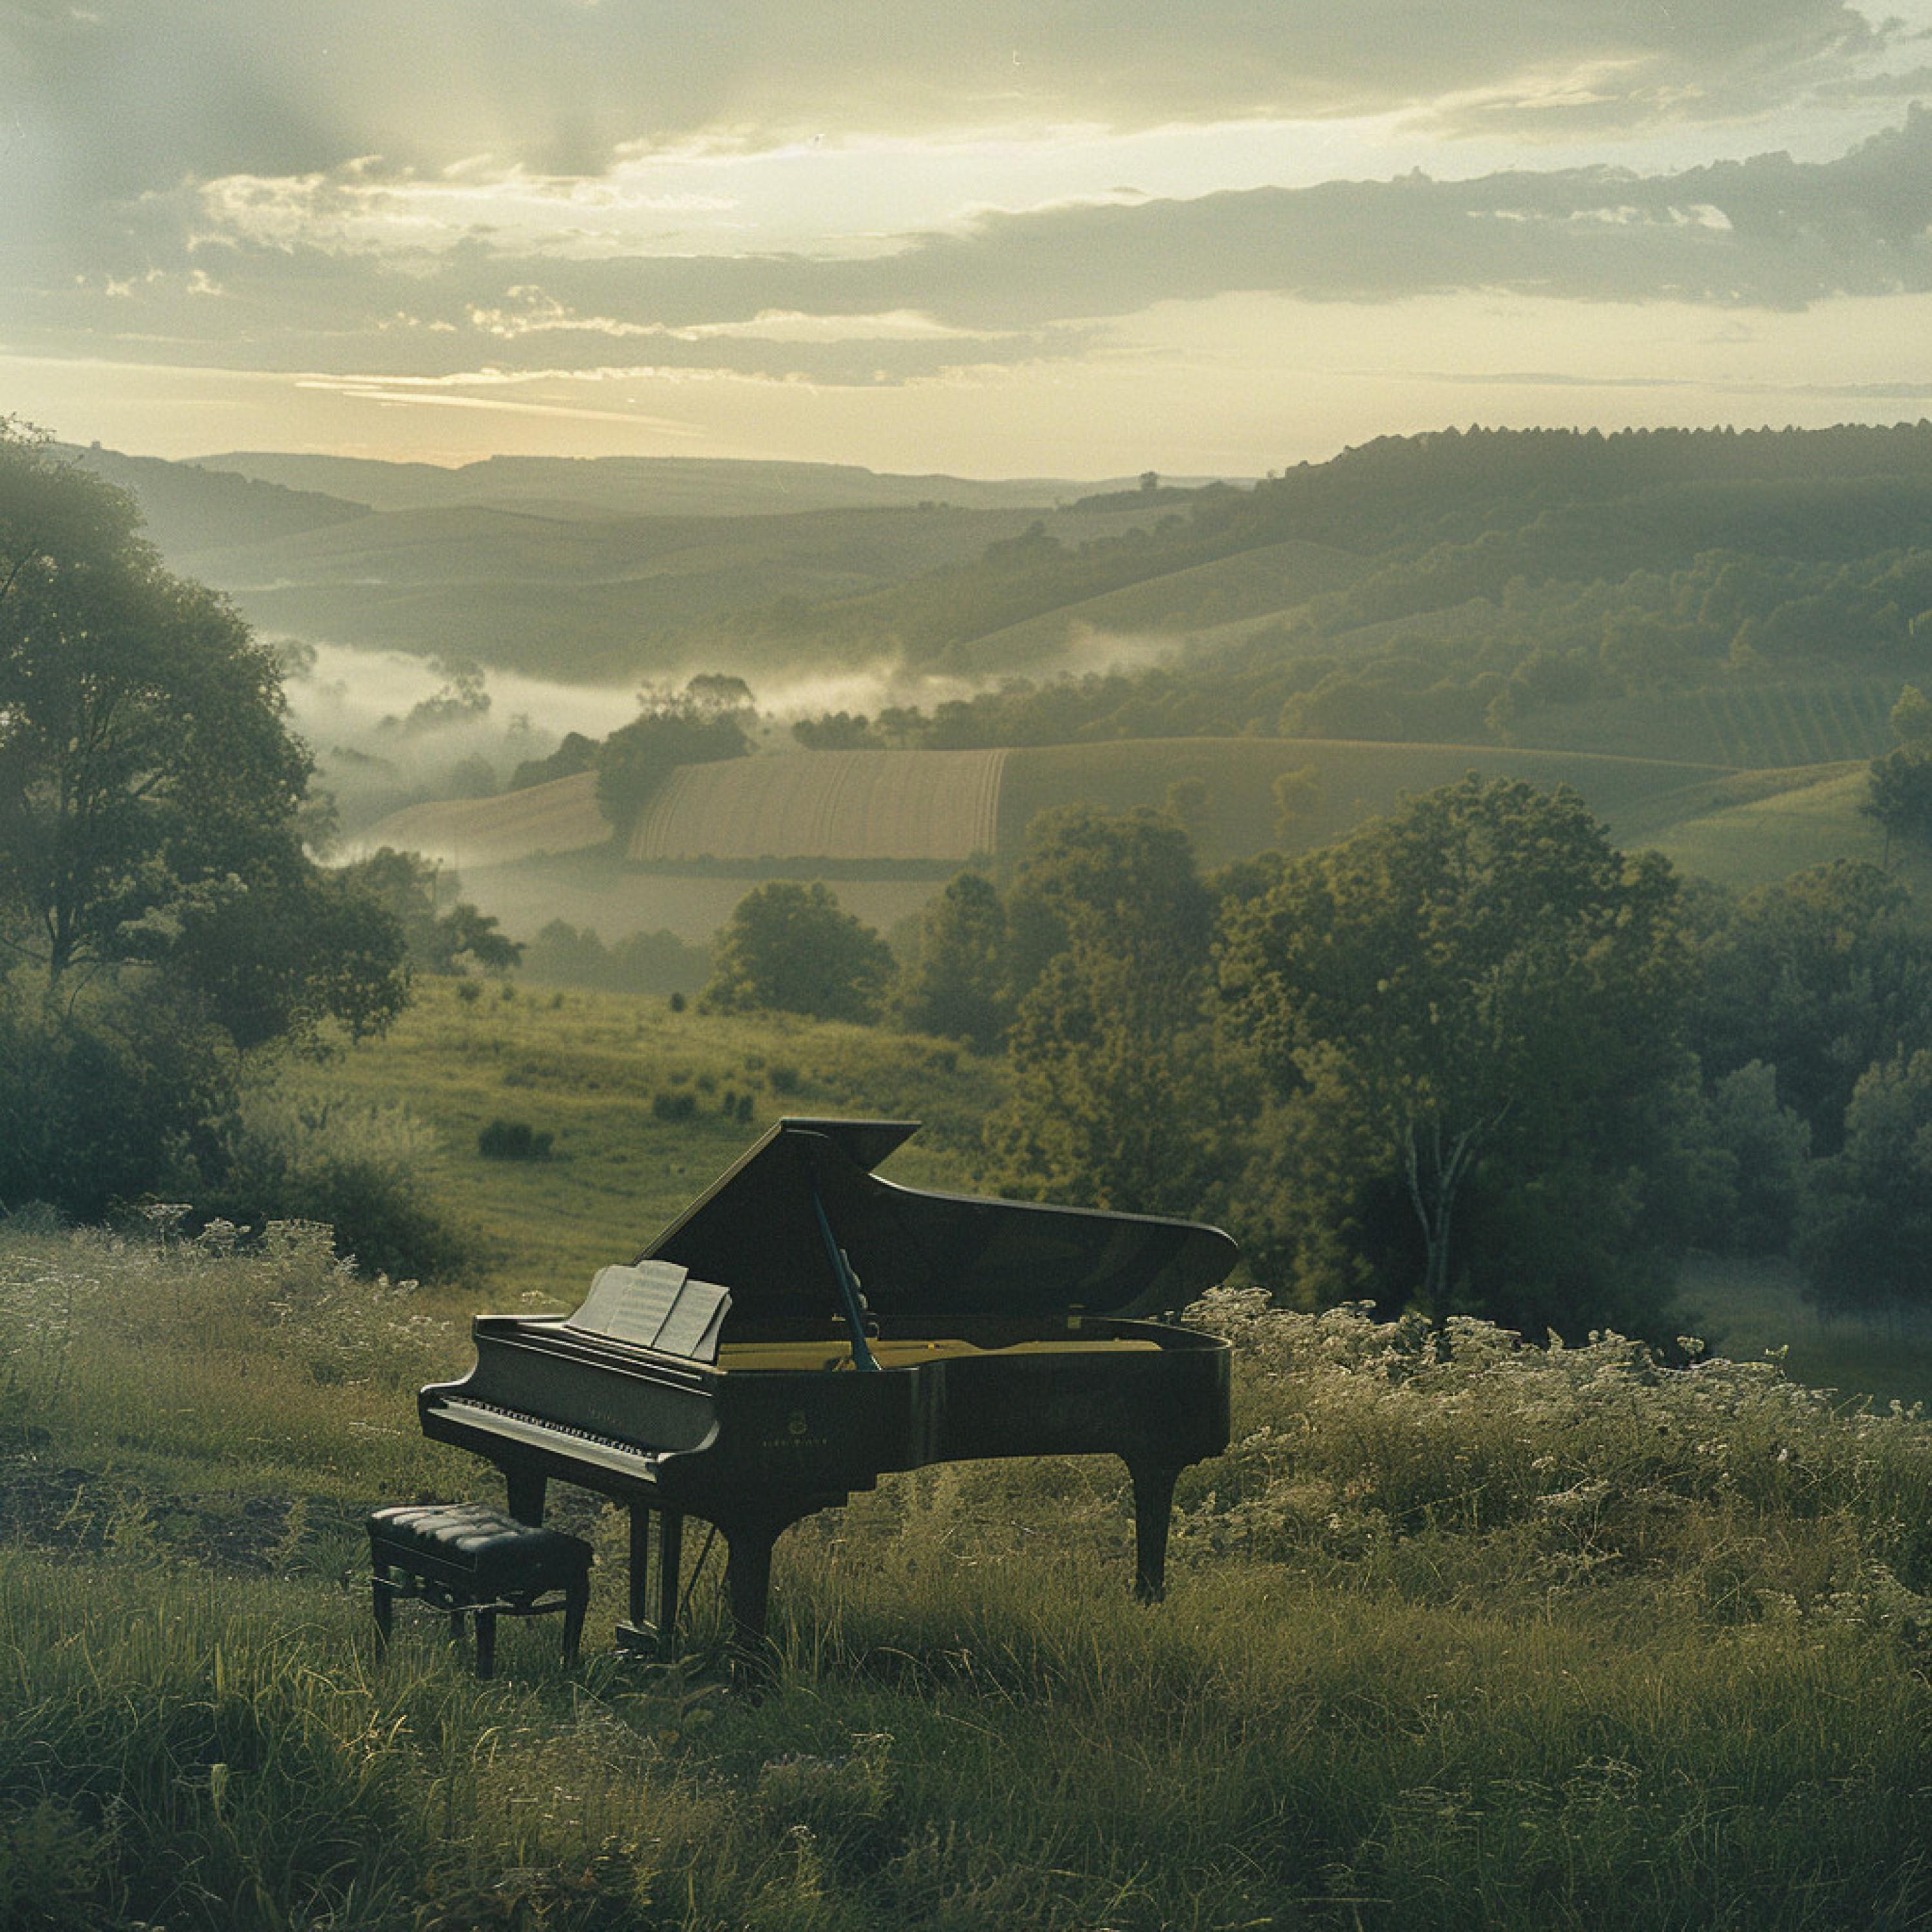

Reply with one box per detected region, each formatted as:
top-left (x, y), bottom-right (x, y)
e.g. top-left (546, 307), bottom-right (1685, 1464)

top-left (6, 0), bottom-right (1932, 475)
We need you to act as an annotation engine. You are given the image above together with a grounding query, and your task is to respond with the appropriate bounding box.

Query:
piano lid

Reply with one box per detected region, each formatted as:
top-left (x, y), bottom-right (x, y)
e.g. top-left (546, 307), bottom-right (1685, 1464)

top-left (639, 1117), bottom-right (1238, 1323)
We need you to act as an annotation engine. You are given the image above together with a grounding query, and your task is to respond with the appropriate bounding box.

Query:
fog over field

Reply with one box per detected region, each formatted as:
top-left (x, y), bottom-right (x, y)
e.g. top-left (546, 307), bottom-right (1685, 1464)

top-left (288, 629), bottom-right (1178, 835)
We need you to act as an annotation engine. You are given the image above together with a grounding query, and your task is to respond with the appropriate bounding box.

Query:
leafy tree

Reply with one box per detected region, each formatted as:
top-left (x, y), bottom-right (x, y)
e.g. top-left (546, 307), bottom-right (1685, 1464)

top-left (0, 421), bottom-right (417, 1230)
top-left (1698, 1060), bottom-right (1812, 1256)
top-left (594, 674), bottom-right (755, 835)
top-left (890, 870), bottom-right (1010, 1051)
top-left (1692, 861), bottom-right (1932, 1150)
top-left (1864, 687), bottom-right (1932, 855)
top-left (982, 940), bottom-right (1227, 1219)
top-left (1218, 775), bottom-right (1696, 1334)
top-left (1796, 1050), bottom-right (1932, 1317)
top-left (335, 846), bottom-right (520, 976)
top-left (1003, 804), bottom-right (1213, 1005)
top-left (981, 809), bottom-right (1236, 1217)
top-left (0, 419), bottom-right (396, 1028)
top-left (700, 880), bottom-right (893, 1023)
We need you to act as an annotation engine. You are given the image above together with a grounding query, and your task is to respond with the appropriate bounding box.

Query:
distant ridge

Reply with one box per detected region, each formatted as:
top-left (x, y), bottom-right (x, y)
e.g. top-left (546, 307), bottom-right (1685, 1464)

top-left (191, 451), bottom-right (1217, 519)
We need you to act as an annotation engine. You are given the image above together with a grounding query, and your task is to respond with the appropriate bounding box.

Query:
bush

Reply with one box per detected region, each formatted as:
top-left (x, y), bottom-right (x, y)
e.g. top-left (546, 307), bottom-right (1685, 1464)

top-left (0, 978), bottom-right (236, 1221)
top-left (651, 1090), bottom-right (698, 1122)
top-left (200, 1092), bottom-right (476, 1281)
top-left (477, 1118), bottom-right (554, 1161)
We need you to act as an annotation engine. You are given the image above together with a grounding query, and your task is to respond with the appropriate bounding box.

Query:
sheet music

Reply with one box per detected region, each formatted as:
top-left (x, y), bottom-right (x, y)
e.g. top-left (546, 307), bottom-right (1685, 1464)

top-left (566, 1260), bottom-right (731, 1360)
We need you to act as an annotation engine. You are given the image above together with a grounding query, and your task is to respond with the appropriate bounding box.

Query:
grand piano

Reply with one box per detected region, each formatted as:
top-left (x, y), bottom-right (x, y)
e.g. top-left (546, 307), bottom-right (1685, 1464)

top-left (420, 1117), bottom-right (1238, 1657)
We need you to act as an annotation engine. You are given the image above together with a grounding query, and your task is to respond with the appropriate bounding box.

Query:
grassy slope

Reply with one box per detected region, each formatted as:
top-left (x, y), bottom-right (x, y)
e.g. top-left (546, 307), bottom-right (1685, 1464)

top-left (1681, 1254), bottom-right (1932, 1409)
top-left (1001, 737), bottom-right (1738, 869)
top-left (7, 1219), bottom-right (1932, 1932)
top-left (296, 978), bottom-right (1007, 1302)
top-left (952, 536), bottom-right (1370, 664)
top-left (1644, 763), bottom-right (1927, 886)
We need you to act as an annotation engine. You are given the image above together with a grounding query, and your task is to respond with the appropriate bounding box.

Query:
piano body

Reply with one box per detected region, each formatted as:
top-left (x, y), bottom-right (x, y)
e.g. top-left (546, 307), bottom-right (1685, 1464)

top-left (420, 1118), bottom-right (1237, 1656)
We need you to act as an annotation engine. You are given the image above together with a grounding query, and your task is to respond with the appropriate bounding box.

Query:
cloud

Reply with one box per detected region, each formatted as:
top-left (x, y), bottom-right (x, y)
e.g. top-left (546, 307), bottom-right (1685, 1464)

top-left (8, 57), bottom-right (1932, 397)
top-left (1, 0), bottom-right (1908, 238)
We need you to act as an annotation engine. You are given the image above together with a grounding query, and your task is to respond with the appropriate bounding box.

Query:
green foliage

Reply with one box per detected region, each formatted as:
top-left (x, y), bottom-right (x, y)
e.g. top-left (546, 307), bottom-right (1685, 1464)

top-left (198, 1090), bottom-right (475, 1282)
top-left (888, 870), bottom-right (1010, 1051)
top-left (1003, 802), bottom-right (1212, 1001)
top-left (1865, 741), bottom-right (1932, 848)
top-left (335, 846), bottom-right (520, 976)
top-left (0, 975), bottom-right (236, 1220)
top-left (594, 675), bottom-right (754, 834)
top-left (1797, 1049), bottom-right (1932, 1318)
top-left (507, 727), bottom-right (600, 791)
top-left (520, 917), bottom-right (708, 996)
top-left (701, 881), bottom-right (894, 1023)
top-left (651, 1089), bottom-right (699, 1121)
top-left (1692, 860), bottom-right (1932, 1149)
top-left (1698, 1061), bottom-right (1812, 1256)
top-left (0, 420), bottom-right (408, 1055)
top-left (476, 1117), bottom-right (553, 1160)
top-left (1219, 776), bottom-right (1697, 1334)
top-left (981, 806), bottom-right (1234, 1215)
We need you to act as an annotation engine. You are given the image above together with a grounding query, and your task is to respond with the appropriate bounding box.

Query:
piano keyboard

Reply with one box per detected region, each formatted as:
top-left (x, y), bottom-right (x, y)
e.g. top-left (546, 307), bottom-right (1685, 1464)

top-left (429, 1397), bottom-right (670, 1480)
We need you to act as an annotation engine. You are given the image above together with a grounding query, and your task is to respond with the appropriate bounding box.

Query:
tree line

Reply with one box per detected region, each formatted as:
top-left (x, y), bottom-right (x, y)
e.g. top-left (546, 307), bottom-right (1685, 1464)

top-left (705, 777), bottom-right (1932, 1341)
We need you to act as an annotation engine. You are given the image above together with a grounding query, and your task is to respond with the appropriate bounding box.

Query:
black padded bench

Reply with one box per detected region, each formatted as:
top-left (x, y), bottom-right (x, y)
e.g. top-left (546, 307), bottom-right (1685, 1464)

top-left (368, 1502), bottom-right (592, 1679)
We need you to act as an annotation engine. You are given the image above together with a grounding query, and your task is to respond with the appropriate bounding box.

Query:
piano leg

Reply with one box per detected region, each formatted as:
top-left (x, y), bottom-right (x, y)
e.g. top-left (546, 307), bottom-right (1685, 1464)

top-left (506, 1468), bottom-right (547, 1526)
top-left (1126, 1461), bottom-right (1182, 1603)
top-left (725, 1524), bottom-right (775, 1653)
top-left (616, 1504), bottom-right (688, 1657)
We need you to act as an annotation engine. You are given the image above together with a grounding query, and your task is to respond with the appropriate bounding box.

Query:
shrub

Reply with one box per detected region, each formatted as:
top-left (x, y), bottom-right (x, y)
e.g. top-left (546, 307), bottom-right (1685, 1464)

top-left (0, 977), bottom-right (236, 1222)
top-left (651, 1090), bottom-right (698, 1122)
top-left (477, 1118), bottom-right (554, 1161)
top-left (201, 1092), bottom-right (475, 1281)
top-left (768, 1064), bottom-right (802, 1095)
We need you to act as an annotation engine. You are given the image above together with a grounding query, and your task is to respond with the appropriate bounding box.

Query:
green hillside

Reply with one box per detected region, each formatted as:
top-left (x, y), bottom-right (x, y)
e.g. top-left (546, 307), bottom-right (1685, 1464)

top-left (999, 737), bottom-right (1738, 867)
top-left (1643, 763), bottom-right (1932, 887)
top-left (952, 536), bottom-right (1370, 663)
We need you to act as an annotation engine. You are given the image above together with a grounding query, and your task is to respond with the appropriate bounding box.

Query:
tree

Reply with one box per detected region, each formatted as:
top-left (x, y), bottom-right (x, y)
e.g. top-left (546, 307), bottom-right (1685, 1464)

top-left (1861, 685), bottom-right (1932, 859)
top-left (890, 869), bottom-right (1010, 1051)
top-left (1699, 1060), bottom-right (1812, 1256)
top-left (335, 846), bottom-right (520, 976)
top-left (0, 419), bottom-right (407, 1039)
top-left (1692, 860), bottom-right (1932, 1150)
top-left (1796, 1050), bottom-right (1932, 1317)
top-left (699, 880), bottom-right (893, 1023)
top-left (981, 808), bottom-right (1233, 1217)
top-left (1218, 775), bottom-right (1696, 1334)
top-left (594, 675), bottom-right (755, 835)
top-left (1003, 804), bottom-right (1213, 1005)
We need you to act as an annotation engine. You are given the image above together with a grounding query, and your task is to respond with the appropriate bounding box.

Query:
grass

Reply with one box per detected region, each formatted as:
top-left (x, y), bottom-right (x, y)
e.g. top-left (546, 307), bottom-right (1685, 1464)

top-left (6, 1230), bottom-right (1932, 1930)
top-left (294, 978), bottom-right (1009, 1300)
top-left (999, 737), bottom-right (1736, 871)
top-left (1681, 1253), bottom-right (1932, 1410)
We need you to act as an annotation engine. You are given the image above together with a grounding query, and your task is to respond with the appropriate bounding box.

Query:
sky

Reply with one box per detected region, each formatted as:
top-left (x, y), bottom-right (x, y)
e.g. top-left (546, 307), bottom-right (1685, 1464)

top-left (5, 0), bottom-right (1932, 477)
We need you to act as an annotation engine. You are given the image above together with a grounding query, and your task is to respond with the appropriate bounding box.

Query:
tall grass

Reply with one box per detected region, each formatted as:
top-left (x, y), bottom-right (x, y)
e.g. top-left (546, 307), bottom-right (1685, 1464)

top-left (5, 1229), bottom-right (1931, 1927)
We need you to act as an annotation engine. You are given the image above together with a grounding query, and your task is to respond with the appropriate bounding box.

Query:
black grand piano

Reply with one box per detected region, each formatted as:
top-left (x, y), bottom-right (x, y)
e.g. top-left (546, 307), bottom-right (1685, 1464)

top-left (420, 1117), bottom-right (1237, 1656)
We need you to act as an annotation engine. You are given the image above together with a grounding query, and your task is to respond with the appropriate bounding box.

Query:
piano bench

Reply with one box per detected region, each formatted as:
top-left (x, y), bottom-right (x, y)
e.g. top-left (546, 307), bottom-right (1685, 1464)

top-left (368, 1502), bottom-right (593, 1680)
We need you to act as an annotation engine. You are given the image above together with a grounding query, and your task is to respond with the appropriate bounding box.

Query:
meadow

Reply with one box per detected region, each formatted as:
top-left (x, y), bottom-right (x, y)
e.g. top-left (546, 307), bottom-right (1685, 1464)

top-left (7, 985), bottom-right (1932, 1929)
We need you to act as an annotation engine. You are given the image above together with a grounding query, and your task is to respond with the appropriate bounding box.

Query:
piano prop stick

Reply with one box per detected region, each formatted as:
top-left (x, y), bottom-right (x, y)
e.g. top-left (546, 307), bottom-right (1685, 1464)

top-left (419, 1117), bottom-right (1238, 1670)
